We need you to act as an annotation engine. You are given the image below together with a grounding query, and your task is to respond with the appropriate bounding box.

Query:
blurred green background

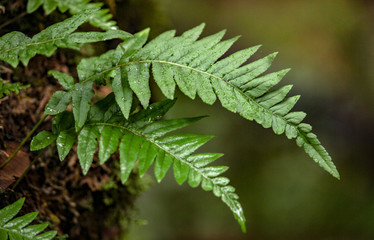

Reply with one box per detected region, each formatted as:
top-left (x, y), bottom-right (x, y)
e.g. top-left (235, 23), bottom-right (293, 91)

top-left (126, 0), bottom-right (374, 239)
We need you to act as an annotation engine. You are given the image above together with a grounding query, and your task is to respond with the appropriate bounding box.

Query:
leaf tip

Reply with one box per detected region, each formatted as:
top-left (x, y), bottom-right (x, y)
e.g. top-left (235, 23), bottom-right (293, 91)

top-left (205, 134), bottom-right (215, 141)
top-left (233, 35), bottom-right (241, 41)
top-left (18, 197), bottom-right (26, 205)
top-left (193, 22), bottom-right (206, 31)
top-left (252, 44), bottom-right (262, 51)
top-left (81, 164), bottom-right (90, 175)
top-left (269, 51), bottom-right (279, 60)
top-left (164, 98), bottom-right (177, 109)
top-left (140, 28), bottom-right (151, 36)
top-left (217, 29), bottom-right (227, 38)
top-left (284, 84), bottom-right (293, 91)
top-left (278, 68), bottom-right (291, 78)
top-left (47, 70), bottom-right (55, 75)
top-left (331, 168), bottom-right (340, 180)
top-left (196, 115), bottom-right (209, 120)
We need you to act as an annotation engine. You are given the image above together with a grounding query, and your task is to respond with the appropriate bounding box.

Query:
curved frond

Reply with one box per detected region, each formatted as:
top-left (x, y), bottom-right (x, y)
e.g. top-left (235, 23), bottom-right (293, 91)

top-left (0, 198), bottom-right (57, 240)
top-left (27, 0), bottom-right (117, 30)
top-left (33, 96), bottom-right (246, 232)
top-left (0, 10), bottom-right (131, 68)
top-left (72, 24), bottom-right (339, 179)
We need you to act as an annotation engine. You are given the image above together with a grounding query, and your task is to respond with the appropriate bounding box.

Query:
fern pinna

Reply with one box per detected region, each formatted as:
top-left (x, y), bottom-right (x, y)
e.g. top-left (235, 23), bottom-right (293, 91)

top-left (0, 79), bottom-right (29, 99)
top-left (0, 198), bottom-right (56, 240)
top-left (26, 0), bottom-right (117, 30)
top-left (0, 10), bottom-right (339, 232)
top-left (0, 10), bottom-right (131, 68)
top-left (31, 96), bottom-right (246, 231)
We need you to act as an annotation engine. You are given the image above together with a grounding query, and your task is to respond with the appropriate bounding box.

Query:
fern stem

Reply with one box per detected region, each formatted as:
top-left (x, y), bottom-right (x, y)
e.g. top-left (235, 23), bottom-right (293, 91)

top-left (12, 148), bottom-right (45, 190)
top-left (0, 114), bottom-right (47, 169)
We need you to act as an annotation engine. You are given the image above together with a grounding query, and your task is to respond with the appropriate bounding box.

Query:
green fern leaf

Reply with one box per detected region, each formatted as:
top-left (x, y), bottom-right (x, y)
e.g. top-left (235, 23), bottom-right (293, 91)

top-left (35, 96), bottom-right (246, 232)
top-left (77, 125), bottom-right (100, 174)
top-left (56, 128), bottom-right (76, 161)
top-left (52, 111), bottom-right (76, 161)
top-left (27, 0), bottom-right (43, 13)
top-left (44, 91), bottom-right (72, 115)
top-left (72, 81), bottom-right (94, 131)
top-left (0, 198), bottom-right (57, 240)
top-left (48, 71), bottom-right (74, 90)
top-left (27, 0), bottom-right (117, 30)
top-left (0, 79), bottom-right (29, 98)
top-left (73, 24), bottom-right (338, 179)
top-left (0, 10), bottom-right (131, 68)
top-left (43, 29), bottom-right (151, 125)
top-left (30, 131), bottom-right (57, 151)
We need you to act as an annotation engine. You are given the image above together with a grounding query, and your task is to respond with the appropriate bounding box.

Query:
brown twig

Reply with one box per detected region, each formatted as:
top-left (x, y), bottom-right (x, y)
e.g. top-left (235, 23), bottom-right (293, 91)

top-left (0, 11), bottom-right (26, 29)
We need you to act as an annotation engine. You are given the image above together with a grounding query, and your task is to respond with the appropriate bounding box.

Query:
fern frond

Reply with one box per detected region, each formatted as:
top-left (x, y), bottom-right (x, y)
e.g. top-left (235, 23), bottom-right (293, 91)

top-left (0, 198), bottom-right (57, 240)
top-left (0, 10), bottom-right (131, 68)
top-left (0, 79), bottom-right (29, 98)
top-left (32, 96), bottom-right (247, 232)
top-left (70, 24), bottom-right (339, 179)
top-left (27, 0), bottom-right (117, 30)
top-left (44, 29), bottom-right (149, 130)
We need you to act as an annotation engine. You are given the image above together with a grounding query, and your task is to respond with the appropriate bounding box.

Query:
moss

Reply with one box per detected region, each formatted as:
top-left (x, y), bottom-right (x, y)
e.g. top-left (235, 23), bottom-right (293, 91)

top-left (0, 0), bottom-right (169, 239)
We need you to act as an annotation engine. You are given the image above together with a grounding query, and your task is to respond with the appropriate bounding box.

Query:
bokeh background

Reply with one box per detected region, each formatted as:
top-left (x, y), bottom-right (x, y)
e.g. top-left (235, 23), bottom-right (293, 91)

top-left (124, 0), bottom-right (374, 239)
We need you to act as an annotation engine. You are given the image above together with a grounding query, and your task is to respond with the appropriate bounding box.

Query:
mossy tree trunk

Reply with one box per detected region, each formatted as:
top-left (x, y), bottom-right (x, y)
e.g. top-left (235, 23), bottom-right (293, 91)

top-left (0, 1), bottom-right (168, 239)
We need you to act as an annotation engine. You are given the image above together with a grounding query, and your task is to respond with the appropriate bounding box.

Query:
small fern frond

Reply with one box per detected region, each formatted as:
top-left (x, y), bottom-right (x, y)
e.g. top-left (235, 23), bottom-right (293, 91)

top-left (0, 198), bottom-right (57, 240)
top-left (70, 24), bottom-right (338, 178)
top-left (0, 79), bottom-right (29, 98)
top-left (0, 10), bottom-right (131, 68)
top-left (31, 96), bottom-right (246, 232)
top-left (44, 29), bottom-right (149, 130)
top-left (27, 0), bottom-right (117, 30)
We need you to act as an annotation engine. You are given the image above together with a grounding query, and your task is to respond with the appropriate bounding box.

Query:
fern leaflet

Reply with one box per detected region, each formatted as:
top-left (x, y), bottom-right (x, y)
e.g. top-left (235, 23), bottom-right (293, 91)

top-left (31, 97), bottom-right (247, 232)
top-left (52, 24), bottom-right (338, 179)
top-left (27, 0), bottom-right (117, 30)
top-left (0, 10), bottom-right (131, 68)
top-left (0, 79), bottom-right (29, 98)
top-left (0, 198), bottom-right (57, 240)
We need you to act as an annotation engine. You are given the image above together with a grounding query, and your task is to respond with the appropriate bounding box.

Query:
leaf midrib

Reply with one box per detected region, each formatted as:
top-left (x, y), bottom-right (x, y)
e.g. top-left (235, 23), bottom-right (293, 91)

top-left (87, 122), bottom-right (211, 179)
top-left (1, 37), bottom-right (66, 54)
top-left (82, 59), bottom-right (293, 127)
top-left (81, 59), bottom-right (332, 173)
top-left (86, 121), bottom-right (243, 220)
